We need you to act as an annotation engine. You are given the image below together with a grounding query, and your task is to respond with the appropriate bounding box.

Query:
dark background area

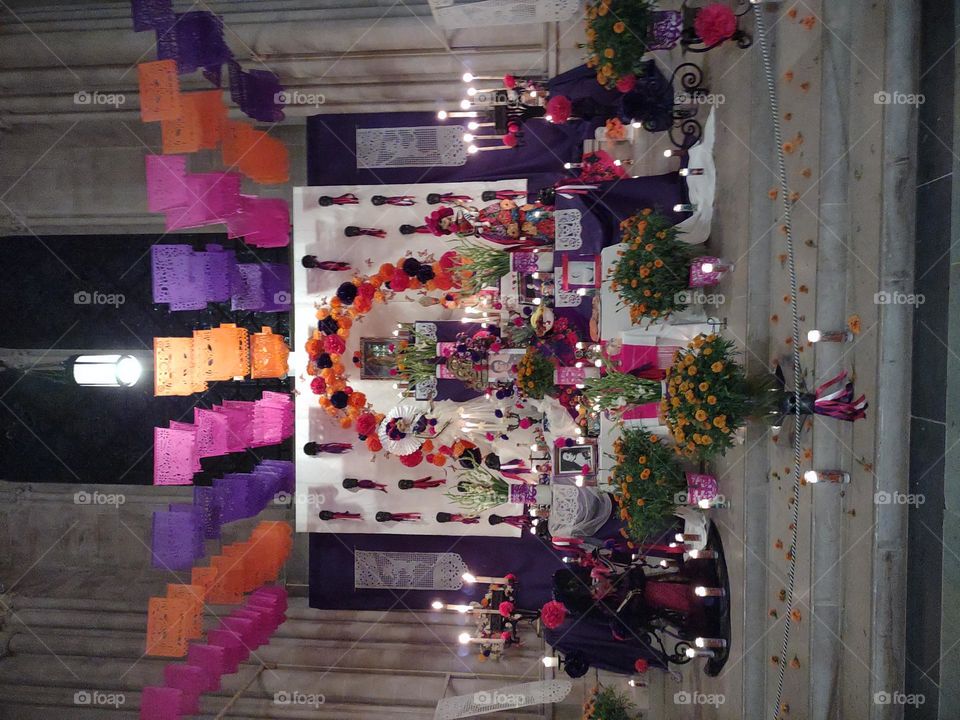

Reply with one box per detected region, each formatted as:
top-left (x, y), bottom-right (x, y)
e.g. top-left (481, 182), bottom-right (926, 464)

top-left (0, 233), bottom-right (291, 485)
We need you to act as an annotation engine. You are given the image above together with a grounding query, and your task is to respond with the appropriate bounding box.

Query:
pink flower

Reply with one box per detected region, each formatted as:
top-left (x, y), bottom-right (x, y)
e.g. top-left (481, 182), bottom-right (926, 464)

top-left (502, 133), bottom-right (518, 148)
top-left (581, 464), bottom-right (591, 474)
top-left (391, 269), bottom-right (410, 291)
top-left (695, 3), bottom-right (737, 47)
top-left (545, 95), bottom-right (572, 123)
top-left (634, 658), bottom-right (649, 673)
top-left (498, 601), bottom-right (515, 617)
top-left (540, 600), bottom-right (567, 629)
top-left (310, 377), bottom-right (326, 395)
top-left (355, 412), bottom-right (378, 437)
top-left (489, 341), bottom-right (502, 353)
top-left (554, 437), bottom-right (567, 448)
top-left (324, 334), bottom-right (346, 355)
top-left (500, 631), bottom-right (512, 641)
top-left (439, 250), bottom-right (458, 270)
top-left (485, 432), bottom-right (495, 441)
top-left (358, 282), bottom-right (376, 300)
top-left (503, 74), bottom-right (517, 89)
top-left (504, 572), bottom-right (516, 581)
top-left (519, 418), bottom-right (532, 429)
top-left (399, 450), bottom-right (423, 467)
top-left (615, 73), bottom-right (637, 93)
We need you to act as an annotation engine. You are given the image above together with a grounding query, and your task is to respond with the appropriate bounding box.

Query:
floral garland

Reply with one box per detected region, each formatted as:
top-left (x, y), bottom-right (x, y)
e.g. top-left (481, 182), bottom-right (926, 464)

top-left (305, 251), bottom-right (461, 460)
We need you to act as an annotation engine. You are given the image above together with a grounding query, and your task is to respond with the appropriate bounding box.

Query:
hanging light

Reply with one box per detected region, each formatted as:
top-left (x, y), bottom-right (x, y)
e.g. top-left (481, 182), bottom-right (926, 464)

top-left (70, 354), bottom-right (142, 387)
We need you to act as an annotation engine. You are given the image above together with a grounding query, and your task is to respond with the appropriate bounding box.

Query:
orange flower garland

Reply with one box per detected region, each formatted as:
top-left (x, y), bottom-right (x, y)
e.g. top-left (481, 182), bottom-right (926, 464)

top-left (305, 253), bottom-right (460, 443)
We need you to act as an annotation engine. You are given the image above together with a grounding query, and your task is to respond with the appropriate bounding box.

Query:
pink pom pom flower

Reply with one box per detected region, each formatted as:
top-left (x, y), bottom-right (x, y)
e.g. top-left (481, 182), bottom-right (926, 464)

top-left (545, 95), bottom-right (572, 123)
top-left (540, 600), bottom-right (567, 629)
top-left (694, 3), bottom-right (737, 47)
top-left (498, 601), bottom-right (515, 617)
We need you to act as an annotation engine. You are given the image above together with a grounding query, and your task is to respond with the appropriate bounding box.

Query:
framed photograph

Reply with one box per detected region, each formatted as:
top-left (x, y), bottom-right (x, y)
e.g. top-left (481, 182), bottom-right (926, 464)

top-left (516, 271), bottom-right (554, 305)
top-left (360, 338), bottom-right (397, 380)
top-left (554, 443), bottom-right (598, 477)
top-left (561, 254), bottom-right (602, 291)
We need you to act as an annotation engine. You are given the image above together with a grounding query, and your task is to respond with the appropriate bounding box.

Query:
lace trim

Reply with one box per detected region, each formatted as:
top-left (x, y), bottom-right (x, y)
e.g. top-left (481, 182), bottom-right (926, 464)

top-left (354, 551), bottom-right (466, 590)
top-left (356, 127), bottom-right (467, 168)
top-left (554, 208), bottom-right (583, 251)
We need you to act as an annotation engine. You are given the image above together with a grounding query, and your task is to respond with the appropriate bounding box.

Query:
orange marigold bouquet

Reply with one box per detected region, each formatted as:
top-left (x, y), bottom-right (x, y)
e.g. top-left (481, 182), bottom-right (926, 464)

top-left (609, 208), bottom-right (692, 322)
top-left (660, 334), bottom-right (754, 459)
top-left (584, 0), bottom-right (657, 89)
top-left (610, 428), bottom-right (687, 544)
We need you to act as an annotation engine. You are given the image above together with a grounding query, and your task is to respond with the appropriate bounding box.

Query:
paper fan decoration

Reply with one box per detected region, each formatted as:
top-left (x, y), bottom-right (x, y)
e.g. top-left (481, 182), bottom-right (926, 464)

top-left (377, 404), bottom-right (426, 456)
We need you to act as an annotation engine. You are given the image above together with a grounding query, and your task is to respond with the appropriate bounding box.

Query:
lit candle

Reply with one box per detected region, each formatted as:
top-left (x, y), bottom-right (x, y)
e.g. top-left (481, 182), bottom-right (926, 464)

top-left (694, 586), bottom-right (726, 597)
top-left (460, 99), bottom-right (471, 110)
top-left (804, 470), bottom-right (850, 484)
top-left (462, 572), bottom-right (511, 585)
top-left (564, 162), bottom-right (583, 169)
top-left (685, 647), bottom-right (715, 658)
top-left (697, 259), bottom-right (734, 274)
top-left (695, 637), bottom-right (727, 649)
top-left (686, 549), bottom-right (717, 560)
top-left (541, 656), bottom-right (559, 667)
top-left (675, 533), bottom-right (701, 543)
top-left (458, 632), bottom-right (505, 646)
top-left (674, 203), bottom-right (697, 213)
top-left (807, 329), bottom-right (853, 343)
top-left (679, 167), bottom-right (705, 176)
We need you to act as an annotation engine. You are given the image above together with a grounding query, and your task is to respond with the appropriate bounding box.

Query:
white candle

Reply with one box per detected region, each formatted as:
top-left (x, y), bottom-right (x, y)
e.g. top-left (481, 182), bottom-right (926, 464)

top-left (807, 329), bottom-right (853, 343)
top-left (804, 470), bottom-right (849, 484)
top-left (685, 647), bottom-right (715, 658)
top-left (694, 586), bottom-right (725, 598)
top-left (462, 572), bottom-right (510, 585)
top-left (695, 637), bottom-right (727, 649)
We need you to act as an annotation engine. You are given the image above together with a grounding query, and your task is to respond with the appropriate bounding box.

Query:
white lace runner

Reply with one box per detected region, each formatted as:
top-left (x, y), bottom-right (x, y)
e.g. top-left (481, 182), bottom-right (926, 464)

top-left (356, 127), bottom-right (467, 168)
top-left (428, 0), bottom-right (580, 28)
top-left (354, 551), bottom-right (467, 590)
top-left (548, 485), bottom-right (612, 539)
top-left (554, 208), bottom-right (583, 251)
top-left (434, 680), bottom-right (572, 719)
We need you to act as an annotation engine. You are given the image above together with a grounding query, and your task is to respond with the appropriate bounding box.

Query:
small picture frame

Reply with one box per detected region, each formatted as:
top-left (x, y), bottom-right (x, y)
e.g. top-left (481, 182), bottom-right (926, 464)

top-left (561, 254), bottom-right (602, 291)
top-left (516, 271), bottom-right (553, 305)
top-left (554, 443), bottom-right (598, 477)
top-left (359, 338), bottom-right (397, 380)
